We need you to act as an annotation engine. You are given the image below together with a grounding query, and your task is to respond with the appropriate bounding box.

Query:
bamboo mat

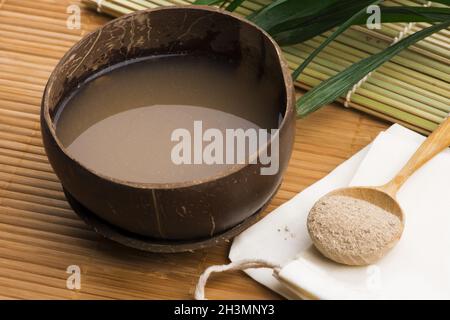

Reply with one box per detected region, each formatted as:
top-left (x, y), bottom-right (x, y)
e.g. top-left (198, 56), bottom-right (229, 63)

top-left (0, 0), bottom-right (391, 299)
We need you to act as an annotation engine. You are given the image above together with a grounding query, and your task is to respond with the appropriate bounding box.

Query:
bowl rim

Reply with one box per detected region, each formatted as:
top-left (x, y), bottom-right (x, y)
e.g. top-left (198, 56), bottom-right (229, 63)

top-left (42, 5), bottom-right (295, 190)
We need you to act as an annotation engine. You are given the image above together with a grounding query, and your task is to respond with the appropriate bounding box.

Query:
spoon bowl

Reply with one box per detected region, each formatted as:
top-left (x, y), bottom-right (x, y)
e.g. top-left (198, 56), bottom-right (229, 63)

top-left (308, 186), bottom-right (404, 266)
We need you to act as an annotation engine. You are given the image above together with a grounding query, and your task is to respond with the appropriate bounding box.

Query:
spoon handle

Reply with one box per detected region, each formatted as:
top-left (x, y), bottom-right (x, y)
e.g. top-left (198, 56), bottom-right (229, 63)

top-left (380, 116), bottom-right (450, 196)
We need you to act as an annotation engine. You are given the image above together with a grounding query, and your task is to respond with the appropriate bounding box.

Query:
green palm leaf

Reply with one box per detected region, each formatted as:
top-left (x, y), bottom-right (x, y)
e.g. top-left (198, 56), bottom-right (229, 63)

top-left (292, 0), bottom-right (382, 80)
top-left (296, 20), bottom-right (450, 118)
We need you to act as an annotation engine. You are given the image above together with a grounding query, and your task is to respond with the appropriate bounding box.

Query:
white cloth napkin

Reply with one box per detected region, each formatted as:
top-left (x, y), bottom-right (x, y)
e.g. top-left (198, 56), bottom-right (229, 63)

top-left (229, 124), bottom-right (450, 299)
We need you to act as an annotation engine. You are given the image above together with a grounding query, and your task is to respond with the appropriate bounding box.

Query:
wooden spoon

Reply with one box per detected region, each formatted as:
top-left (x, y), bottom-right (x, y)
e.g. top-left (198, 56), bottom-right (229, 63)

top-left (307, 117), bottom-right (450, 266)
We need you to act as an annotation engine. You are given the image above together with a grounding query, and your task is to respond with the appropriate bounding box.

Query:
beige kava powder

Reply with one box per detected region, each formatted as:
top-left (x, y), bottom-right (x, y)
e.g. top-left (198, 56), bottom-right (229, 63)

top-left (307, 195), bottom-right (402, 264)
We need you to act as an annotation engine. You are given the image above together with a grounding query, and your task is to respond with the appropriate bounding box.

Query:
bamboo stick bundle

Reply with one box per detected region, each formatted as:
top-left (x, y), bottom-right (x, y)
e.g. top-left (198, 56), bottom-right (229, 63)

top-left (81, 0), bottom-right (449, 134)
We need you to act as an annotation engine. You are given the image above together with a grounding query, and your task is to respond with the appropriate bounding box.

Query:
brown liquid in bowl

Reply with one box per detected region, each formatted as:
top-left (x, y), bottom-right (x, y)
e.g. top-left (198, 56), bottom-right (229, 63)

top-left (55, 54), bottom-right (281, 184)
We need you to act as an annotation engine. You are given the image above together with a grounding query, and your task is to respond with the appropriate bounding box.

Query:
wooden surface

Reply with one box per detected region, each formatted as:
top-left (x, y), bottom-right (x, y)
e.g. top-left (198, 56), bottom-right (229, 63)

top-left (0, 0), bottom-right (390, 299)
